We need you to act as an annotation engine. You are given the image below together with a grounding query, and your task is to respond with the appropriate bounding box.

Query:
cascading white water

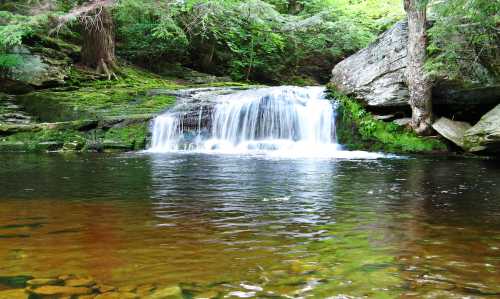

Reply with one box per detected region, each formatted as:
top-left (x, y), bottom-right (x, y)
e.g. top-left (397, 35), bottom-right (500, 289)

top-left (149, 114), bottom-right (186, 152)
top-left (147, 86), bottom-right (385, 158)
top-left (205, 86), bottom-right (339, 153)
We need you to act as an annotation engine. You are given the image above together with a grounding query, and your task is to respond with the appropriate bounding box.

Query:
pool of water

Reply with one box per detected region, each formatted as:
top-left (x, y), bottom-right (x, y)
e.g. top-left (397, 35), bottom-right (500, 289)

top-left (0, 153), bottom-right (499, 298)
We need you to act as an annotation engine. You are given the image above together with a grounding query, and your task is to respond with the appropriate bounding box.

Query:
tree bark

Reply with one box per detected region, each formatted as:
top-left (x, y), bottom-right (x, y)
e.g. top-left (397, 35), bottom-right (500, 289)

top-left (404, 0), bottom-right (433, 135)
top-left (288, 0), bottom-right (302, 15)
top-left (81, 6), bottom-right (118, 79)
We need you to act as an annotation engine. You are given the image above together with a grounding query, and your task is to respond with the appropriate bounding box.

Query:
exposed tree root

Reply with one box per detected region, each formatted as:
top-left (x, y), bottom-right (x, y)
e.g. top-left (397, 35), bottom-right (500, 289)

top-left (96, 58), bottom-right (119, 80)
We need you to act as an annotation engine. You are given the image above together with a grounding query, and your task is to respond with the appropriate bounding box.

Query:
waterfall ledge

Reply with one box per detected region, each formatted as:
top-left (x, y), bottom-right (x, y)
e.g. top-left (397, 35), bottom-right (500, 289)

top-left (147, 86), bottom-right (386, 159)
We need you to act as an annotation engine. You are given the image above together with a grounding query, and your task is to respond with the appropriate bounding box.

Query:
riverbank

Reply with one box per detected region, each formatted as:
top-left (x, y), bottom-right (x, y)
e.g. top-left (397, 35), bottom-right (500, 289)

top-left (0, 65), bottom-right (453, 155)
top-left (0, 65), bottom-right (250, 153)
top-left (1, 28), bottom-right (497, 156)
top-left (327, 87), bottom-right (448, 154)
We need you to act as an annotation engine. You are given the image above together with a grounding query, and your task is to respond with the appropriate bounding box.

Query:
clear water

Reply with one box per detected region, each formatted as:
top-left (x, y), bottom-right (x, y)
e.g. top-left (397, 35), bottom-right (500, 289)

top-left (0, 153), bottom-right (499, 298)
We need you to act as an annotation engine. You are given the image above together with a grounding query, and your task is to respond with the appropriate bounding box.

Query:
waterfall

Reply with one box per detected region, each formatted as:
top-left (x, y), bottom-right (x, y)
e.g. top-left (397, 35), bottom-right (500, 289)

top-left (147, 86), bottom-right (362, 157)
top-left (149, 114), bottom-right (183, 152)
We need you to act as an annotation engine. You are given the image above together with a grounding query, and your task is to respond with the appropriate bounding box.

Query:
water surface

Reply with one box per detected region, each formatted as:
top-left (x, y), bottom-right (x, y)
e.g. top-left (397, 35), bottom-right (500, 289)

top-left (0, 153), bottom-right (499, 298)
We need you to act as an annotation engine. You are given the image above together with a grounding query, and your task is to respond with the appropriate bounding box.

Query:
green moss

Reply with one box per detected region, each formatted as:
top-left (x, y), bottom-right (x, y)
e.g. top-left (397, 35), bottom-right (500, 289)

top-left (101, 123), bottom-right (149, 151)
top-left (3, 61), bottom-right (257, 152)
top-left (328, 86), bottom-right (447, 153)
top-left (0, 118), bottom-right (150, 153)
top-left (17, 66), bottom-right (183, 122)
top-left (1, 128), bottom-right (85, 152)
top-left (141, 95), bottom-right (176, 109)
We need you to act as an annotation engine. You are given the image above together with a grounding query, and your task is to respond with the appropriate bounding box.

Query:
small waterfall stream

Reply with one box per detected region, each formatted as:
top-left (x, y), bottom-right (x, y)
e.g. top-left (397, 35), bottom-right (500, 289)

top-left (147, 86), bottom-right (383, 158)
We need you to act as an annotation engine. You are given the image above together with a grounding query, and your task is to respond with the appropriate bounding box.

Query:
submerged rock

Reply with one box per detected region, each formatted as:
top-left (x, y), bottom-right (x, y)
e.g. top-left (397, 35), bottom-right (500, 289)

top-left (0, 289), bottom-right (29, 299)
top-left (26, 278), bottom-right (64, 287)
top-left (432, 117), bottom-right (471, 148)
top-left (145, 285), bottom-right (183, 299)
top-left (464, 104), bottom-right (500, 152)
top-left (135, 284), bottom-right (156, 297)
top-left (28, 285), bottom-right (93, 297)
top-left (95, 291), bottom-right (138, 299)
top-left (193, 290), bottom-right (220, 299)
top-left (0, 141), bottom-right (28, 152)
top-left (95, 284), bottom-right (116, 293)
top-left (65, 278), bottom-right (96, 288)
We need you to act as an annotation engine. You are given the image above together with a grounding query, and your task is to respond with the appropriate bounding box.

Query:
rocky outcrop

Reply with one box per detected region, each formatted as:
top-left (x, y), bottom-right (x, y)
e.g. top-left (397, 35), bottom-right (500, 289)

top-left (8, 45), bottom-right (69, 87)
top-left (0, 86), bottom-right (252, 153)
top-left (0, 93), bottom-right (33, 124)
top-left (331, 21), bottom-right (409, 107)
top-left (463, 104), bottom-right (500, 152)
top-left (330, 21), bottom-right (500, 110)
top-left (1, 36), bottom-right (79, 93)
top-left (150, 86), bottom-right (254, 132)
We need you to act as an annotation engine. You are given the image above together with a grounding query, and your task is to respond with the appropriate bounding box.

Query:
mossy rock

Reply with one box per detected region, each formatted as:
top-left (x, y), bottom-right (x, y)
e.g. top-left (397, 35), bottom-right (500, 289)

top-left (16, 66), bottom-right (179, 123)
top-left (328, 86), bottom-right (448, 153)
top-left (0, 141), bottom-right (29, 152)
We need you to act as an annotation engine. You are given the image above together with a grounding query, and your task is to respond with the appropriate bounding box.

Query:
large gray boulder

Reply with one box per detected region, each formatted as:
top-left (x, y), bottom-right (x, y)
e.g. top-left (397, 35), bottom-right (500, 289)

top-left (432, 117), bottom-right (471, 148)
top-left (463, 104), bottom-right (500, 152)
top-left (331, 21), bottom-right (409, 107)
top-left (330, 21), bottom-right (500, 108)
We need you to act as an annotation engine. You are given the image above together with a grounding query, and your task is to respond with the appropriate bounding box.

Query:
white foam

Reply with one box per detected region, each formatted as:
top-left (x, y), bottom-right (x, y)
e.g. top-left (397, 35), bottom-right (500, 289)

top-left (146, 86), bottom-right (390, 160)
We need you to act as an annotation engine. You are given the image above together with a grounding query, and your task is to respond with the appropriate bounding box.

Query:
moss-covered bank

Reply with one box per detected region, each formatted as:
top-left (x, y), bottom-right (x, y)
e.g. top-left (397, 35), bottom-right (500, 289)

top-left (327, 86), bottom-right (448, 153)
top-left (0, 117), bottom-right (151, 152)
top-left (0, 64), bottom-right (249, 153)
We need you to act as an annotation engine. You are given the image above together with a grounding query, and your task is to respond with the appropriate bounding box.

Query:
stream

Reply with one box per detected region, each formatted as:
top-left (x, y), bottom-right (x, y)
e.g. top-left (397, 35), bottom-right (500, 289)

top-left (0, 86), bottom-right (499, 298)
top-left (0, 153), bottom-right (499, 298)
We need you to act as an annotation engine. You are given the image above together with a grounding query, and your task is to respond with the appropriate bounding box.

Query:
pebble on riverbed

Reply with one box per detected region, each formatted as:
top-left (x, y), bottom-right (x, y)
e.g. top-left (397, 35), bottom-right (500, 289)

top-left (0, 274), bottom-right (213, 299)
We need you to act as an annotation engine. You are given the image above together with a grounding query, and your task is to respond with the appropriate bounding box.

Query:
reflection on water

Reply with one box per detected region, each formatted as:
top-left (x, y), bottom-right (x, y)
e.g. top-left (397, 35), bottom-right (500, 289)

top-left (0, 153), bottom-right (499, 297)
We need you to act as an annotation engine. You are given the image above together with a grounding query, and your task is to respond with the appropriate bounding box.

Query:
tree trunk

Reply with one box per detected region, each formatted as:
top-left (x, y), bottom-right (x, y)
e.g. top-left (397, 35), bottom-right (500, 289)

top-left (288, 0), bottom-right (302, 15)
top-left (81, 6), bottom-right (118, 79)
top-left (404, 0), bottom-right (433, 135)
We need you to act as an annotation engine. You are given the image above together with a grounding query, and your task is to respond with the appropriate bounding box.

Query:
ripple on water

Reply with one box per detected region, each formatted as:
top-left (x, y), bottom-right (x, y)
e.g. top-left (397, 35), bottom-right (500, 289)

top-left (0, 153), bottom-right (499, 297)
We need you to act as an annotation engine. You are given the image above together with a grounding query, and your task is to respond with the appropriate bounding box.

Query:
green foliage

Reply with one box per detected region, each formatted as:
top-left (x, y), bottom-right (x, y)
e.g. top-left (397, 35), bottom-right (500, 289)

top-left (182, 0), bottom-right (288, 81)
top-left (0, 53), bottom-right (23, 76)
top-left (216, 4), bottom-right (286, 80)
top-left (0, 10), bottom-right (48, 76)
top-left (301, 0), bottom-right (404, 31)
top-left (114, 0), bottom-right (189, 66)
top-left (0, 0), bottom-right (404, 82)
top-left (0, 11), bottom-right (48, 49)
top-left (328, 86), bottom-right (447, 153)
top-left (177, 0), bottom-right (400, 82)
top-left (426, 0), bottom-right (500, 85)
